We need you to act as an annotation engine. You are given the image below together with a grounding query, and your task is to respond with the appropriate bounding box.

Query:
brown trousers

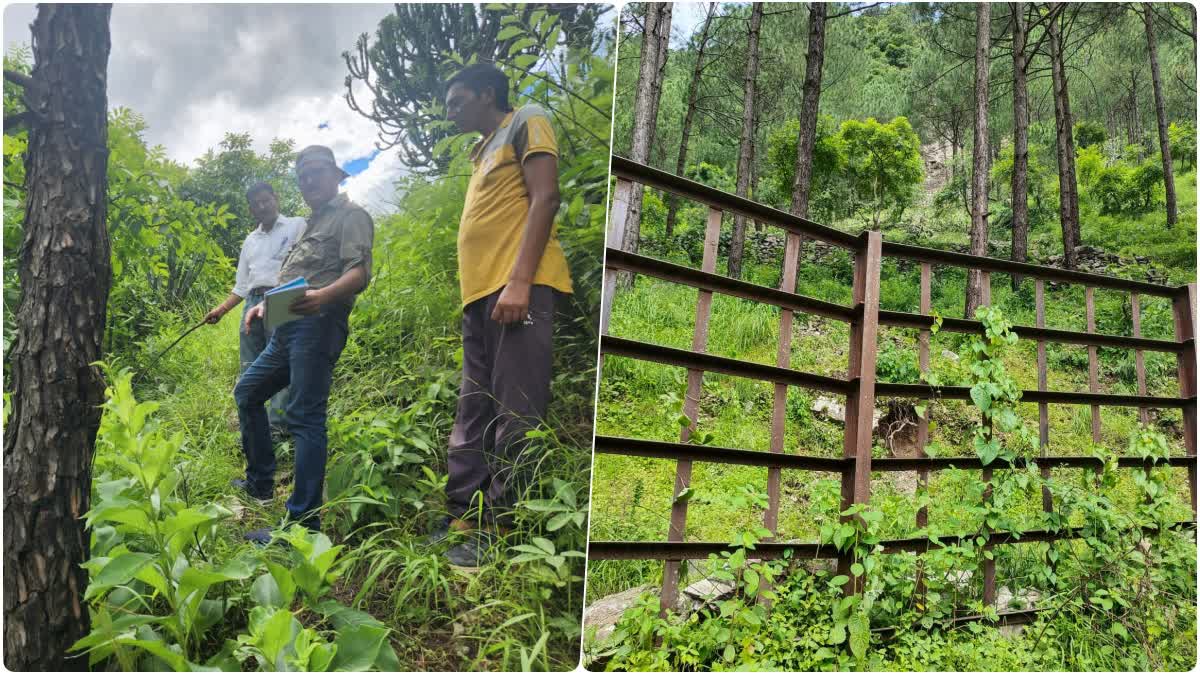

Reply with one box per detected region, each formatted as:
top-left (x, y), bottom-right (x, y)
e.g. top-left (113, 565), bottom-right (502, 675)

top-left (446, 285), bottom-right (555, 525)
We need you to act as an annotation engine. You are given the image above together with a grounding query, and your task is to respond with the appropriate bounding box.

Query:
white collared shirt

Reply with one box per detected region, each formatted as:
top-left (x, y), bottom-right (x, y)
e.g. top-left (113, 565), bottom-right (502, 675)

top-left (232, 215), bottom-right (307, 297)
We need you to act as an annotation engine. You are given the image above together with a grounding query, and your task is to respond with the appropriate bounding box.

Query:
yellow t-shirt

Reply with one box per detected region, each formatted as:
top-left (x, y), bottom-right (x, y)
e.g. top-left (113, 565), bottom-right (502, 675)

top-left (457, 105), bottom-right (574, 307)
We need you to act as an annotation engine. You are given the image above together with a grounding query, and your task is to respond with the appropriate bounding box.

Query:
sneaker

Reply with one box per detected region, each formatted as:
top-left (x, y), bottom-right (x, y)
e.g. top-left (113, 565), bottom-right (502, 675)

top-left (425, 516), bottom-right (453, 546)
top-left (230, 478), bottom-right (272, 504)
top-left (445, 530), bottom-right (495, 569)
top-left (244, 526), bottom-right (276, 547)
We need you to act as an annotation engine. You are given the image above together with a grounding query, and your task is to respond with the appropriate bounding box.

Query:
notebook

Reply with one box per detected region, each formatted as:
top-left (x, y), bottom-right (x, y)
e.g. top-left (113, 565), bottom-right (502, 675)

top-left (263, 277), bottom-right (309, 332)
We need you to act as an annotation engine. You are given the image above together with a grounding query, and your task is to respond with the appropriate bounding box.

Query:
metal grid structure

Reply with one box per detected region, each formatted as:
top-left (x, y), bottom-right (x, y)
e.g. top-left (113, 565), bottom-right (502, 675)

top-left (590, 155), bottom-right (1198, 626)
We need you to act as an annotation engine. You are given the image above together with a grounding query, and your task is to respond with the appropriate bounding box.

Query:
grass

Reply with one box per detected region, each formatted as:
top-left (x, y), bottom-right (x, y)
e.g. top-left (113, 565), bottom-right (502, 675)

top-left (116, 208), bottom-right (596, 671)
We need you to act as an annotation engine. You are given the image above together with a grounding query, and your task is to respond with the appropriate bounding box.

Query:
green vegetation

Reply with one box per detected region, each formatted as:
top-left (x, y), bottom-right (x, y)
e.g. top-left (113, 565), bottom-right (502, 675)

top-left (5, 5), bottom-right (611, 670)
top-left (593, 2), bottom-right (1195, 669)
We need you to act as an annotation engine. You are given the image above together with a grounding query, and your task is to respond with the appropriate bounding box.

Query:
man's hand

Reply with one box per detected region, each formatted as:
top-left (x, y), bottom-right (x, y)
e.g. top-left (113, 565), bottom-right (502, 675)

top-left (491, 280), bottom-right (532, 324)
top-left (290, 288), bottom-right (327, 316)
top-left (243, 304), bottom-right (264, 334)
top-left (203, 306), bottom-right (226, 324)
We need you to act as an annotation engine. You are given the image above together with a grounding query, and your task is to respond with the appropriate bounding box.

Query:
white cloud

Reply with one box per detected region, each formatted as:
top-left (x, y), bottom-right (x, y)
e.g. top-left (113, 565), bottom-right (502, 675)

top-left (344, 150), bottom-right (408, 215)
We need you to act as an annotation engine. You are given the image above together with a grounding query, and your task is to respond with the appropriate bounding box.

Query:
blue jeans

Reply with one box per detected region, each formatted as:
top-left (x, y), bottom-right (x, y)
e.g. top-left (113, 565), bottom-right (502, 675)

top-left (240, 292), bottom-right (289, 428)
top-left (233, 304), bottom-right (350, 529)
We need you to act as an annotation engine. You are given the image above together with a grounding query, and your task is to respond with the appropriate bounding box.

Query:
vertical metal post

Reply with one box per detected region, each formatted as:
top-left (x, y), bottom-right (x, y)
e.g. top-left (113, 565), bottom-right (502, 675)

top-left (916, 263), bottom-right (932, 529)
top-left (1036, 280), bottom-right (1052, 513)
top-left (660, 206), bottom-right (722, 614)
top-left (1173, 284), bottom-right (1197, 517)
top-left (1132, 293), bottom-right (1149, 426)
top-left (765, 233), bottom-right (801, 536)
top-left (838, 231), bottom-right (882, 592)
top-left (915, 263), bottom-right (932, 603)
top-left (1086, 287), bottom-right (1101, 445)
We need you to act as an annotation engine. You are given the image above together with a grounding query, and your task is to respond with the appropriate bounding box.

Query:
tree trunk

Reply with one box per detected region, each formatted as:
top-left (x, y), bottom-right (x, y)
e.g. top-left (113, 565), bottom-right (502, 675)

top-left (621, 2), bottom-right (671, 269)
top-left (647, 3), bottom-right (673, 146)
top-left (1010, 2), bottom-right (1030, 290)
top-left (790, 2), bottom-right (827, 222)
top-left (665, 3), bottom-right (717, 238)
top-left (1047, 5), bottom-right (1080, 270)
top-left (3, 4), bottom-right (112, 670)
top-left (965, 2), bottom-right (991, 319)
top-left (1143, 2), bottom-right (1178, 227)
top-left (728, 2), bottom-right (763, 280)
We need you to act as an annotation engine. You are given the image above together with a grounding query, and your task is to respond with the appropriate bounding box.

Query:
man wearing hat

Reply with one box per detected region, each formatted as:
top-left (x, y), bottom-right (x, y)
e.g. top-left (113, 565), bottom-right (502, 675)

top-left (234, 145), bottom-right (374, 543)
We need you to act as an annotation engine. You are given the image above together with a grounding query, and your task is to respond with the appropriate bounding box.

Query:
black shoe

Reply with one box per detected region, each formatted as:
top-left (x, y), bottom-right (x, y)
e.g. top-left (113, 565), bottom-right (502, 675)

top-left (425, 516), bottom-right (453, 546)
top-left (445, 530), bottom-right (494, 569)
top-left (244, 527), bottom-right (276, 547)
top-left (230, 478), bottom-right (272, 504)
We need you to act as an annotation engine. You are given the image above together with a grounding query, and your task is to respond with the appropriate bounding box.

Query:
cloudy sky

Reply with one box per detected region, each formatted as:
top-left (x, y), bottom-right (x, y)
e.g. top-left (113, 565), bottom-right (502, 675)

top-left (3, 3), bottom-right (408, 212)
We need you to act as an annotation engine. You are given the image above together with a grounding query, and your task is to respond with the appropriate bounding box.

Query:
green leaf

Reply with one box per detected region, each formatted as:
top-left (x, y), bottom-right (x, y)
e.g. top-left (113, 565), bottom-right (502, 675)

top-left (251, 572), bottom-right (284, 608)
top-left (330, 623), bottom-right (390, 672)
top-left (828, 621), bottom-right (847, 645)
top-left (851, 562), bottom-right (864, 577)
top-left (496, 25), bottom-right (524, 41)
top-left (86, 552), bottom-right (155, 600)
top-left (848, 612), bottom-right (871, 659)
top-left (829, 574), bottom-right (850, 587)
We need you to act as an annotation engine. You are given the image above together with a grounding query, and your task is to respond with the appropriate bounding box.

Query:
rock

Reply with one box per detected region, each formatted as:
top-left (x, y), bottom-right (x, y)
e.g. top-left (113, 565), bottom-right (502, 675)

top-left (584, 585), bottom-right (652, 644)
top-left (945, 569), bottom-right (973, 588)
top-left (682, 577), bottom-right (736, 611)
top-left (996, 586), bottom-right (1041, 610)
top-left (1000, 624), bottom-right (1027, 638)
top-left (941, 349), bottom-right (960, 363)
top-left (812, 396), bottom-right (883, 428)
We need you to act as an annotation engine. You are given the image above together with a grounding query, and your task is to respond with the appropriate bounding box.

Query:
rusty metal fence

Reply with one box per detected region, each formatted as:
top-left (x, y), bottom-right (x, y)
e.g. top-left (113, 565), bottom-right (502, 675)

top-left (589, 155), bottom-right (1198, 627)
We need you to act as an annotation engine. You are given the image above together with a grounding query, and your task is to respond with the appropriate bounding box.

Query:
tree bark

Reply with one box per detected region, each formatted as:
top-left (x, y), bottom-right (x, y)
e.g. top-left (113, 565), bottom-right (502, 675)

top-left (3, 4), bottom-right (112, 670)
top-left (665, 3), bottom-right (717, 238)
top-left (1047, 5), bottom-right (1080, 270)
top-left (620, 3), bottom-right (672, 272)
top-left (1010, 2), bottom-right (1030, 290)
top-left (1143, 2), bottom-right (1178, 227)
top-left (728, 2), bottom-right (763, 280)
top-left (790, 2), bottom-right (827, 222)
top-left (965, 2), bottom-right (991, 319)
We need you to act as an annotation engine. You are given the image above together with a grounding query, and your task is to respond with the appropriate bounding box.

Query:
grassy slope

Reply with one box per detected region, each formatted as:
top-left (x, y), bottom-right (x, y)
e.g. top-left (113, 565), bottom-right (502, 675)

top-left (135, 210), bottom-right (594, 671)
top-left (586, 169), bottom-right (1197, 601)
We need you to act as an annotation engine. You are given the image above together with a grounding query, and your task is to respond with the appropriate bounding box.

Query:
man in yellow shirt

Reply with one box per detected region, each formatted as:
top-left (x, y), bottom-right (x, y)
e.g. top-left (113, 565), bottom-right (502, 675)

top-left (434, 63), bottom-right (573, 568)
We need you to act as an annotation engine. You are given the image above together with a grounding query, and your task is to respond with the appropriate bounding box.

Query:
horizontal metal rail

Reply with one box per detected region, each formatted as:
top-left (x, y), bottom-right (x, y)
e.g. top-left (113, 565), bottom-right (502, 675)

top-left (606, 248), bottom-right (856, 322)
top-left (601, 337), bottom-right (1193, 408)
top-left (594, 435), bottom-right (1197, 472)
top-left (610, 155), bottom-right (861, 249)
top-left (880, 241), bottom-right (1181, 297)
top-left (877, 309), bottom-right (1189, 353)
top-left (601, 335), bottom-right (851, 394)
top-left (587, 522), bottom-right (1197, 561)
top-left (611, 155), bottom-right (1184, 297)
top-left (873, 381), bottom-right (1193, 408)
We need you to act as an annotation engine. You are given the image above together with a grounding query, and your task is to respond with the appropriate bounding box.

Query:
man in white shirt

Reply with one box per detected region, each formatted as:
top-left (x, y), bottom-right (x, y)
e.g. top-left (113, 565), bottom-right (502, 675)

top-left (204, 181), bottom-right (306, 431)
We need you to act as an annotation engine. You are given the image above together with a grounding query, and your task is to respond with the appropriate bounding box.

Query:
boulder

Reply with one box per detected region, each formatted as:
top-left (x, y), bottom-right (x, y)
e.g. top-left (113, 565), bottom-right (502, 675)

top-left (584, 585), bottom-right (653, 644)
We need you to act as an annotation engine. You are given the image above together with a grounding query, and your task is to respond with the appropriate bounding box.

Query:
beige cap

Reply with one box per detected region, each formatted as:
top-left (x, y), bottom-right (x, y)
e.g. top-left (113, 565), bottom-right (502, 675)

top-left (296, 145), bottom-right (349, 178)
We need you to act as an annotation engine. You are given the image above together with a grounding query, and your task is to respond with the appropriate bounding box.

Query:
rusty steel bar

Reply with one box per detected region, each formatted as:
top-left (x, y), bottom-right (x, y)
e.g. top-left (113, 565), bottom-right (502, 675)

top-left (600, 178), bottom-right (634, 337)
top-left (587, 522), bottom-right (1198, 560)
top-left (609, 155), bottom-right (860, 249)
top-left (917, 263), bottom-right (932, 531)
top-left (1174, 283), bottom-right (1197, 516)
top-left (592, 436), bottom-right (1197, 472)
top-left (1036, 280), bottom-right (1052, 513)
top-left (605, 248), bottom-right (856, 322)
top-left (661, 206), bottom-right (722, 614)
top-left (877, 310), bottom-right (1185, 353)
top-left (1132, 293), bottom-right (1150, 426)
top-left (593, 435), bottom-right (847, 470)
top-left (873, 382), bottom-right (1191, 408)
top-left (601, 336), bottom-right (851, 394)
top-left (1087, 287), bottom-right (1102, 445)
top-left (880, 240), bottom-right (1179, 297)
top-left (766, 233), bottom-right (803, 538)
top-left (839, 231), bottom-right (883, 590)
